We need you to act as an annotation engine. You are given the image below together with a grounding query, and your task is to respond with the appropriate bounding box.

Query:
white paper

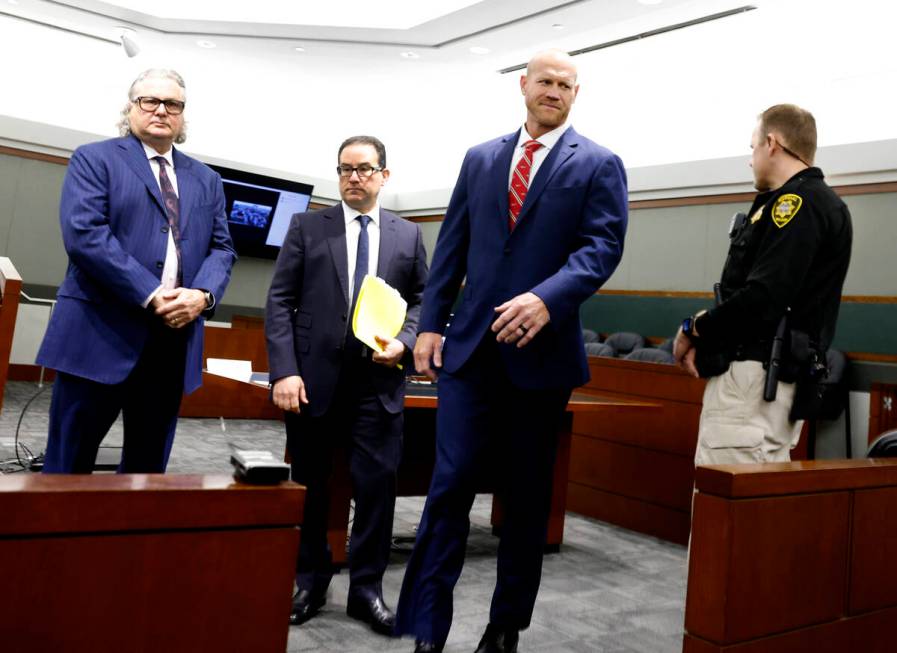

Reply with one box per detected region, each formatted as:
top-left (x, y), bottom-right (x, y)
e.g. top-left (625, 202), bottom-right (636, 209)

top-left (206, 358), bottom-right (253, 383)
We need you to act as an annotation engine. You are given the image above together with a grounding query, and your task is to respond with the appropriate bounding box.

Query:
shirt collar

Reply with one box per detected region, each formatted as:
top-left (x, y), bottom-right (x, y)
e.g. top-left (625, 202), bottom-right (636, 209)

top-left (142, 141), bottom-right (174, 168)
top-left (342, 201), bottom-right (381, 227)
top-left (515, 122), bottom-right (569, 152)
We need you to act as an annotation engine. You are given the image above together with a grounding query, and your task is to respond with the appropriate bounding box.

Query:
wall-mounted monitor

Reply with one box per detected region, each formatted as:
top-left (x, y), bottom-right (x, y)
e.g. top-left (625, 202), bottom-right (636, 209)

top-left (207, 163), bottom-right (314, 260)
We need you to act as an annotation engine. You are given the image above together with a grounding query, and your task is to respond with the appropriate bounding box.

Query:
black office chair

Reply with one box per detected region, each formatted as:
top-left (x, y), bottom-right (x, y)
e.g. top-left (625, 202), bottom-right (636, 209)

top-left (603, 331), bottom-right (645, 357)
top-left (867, 429), bottom-right (897, 457)
top-left (806, 349), bottom-right (851, 460)
top-left (585, 342), bottom-right (615, 357)
top-left (582, 329), bottom-right (600, 344)
top-left (625, 347), bottom-right (675, 365)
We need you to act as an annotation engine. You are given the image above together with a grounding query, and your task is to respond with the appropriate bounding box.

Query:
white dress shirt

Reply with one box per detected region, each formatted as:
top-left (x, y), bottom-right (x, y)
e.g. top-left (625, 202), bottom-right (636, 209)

top-left (142, 142), bottom-right (180, 306)
top-left (342, 201), bottom-right (381, 301)
top-left (507, 122), bottom-right (570, 189)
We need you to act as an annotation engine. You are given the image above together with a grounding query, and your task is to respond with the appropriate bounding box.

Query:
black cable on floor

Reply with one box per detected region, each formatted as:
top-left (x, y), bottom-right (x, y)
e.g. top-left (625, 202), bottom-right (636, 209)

top-left (1, 384), bottom-right (48, 473)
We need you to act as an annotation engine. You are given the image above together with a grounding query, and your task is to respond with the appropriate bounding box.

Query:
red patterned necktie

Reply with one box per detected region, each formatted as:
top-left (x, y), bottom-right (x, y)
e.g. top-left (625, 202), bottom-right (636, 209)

top-left (508, 139), bottom-right (543, 231)
top-left (153, 156), bottom-right (183, 286)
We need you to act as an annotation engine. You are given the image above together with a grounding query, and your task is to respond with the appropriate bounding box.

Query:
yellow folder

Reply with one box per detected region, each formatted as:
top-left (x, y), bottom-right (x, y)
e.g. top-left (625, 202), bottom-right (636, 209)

top-left (352, 275), bottom-right (407, 352)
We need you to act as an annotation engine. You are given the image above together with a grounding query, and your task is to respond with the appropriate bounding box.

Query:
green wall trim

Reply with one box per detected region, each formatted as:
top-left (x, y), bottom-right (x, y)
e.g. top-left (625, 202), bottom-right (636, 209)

top-left (580, 294), bottom-right (897, 355)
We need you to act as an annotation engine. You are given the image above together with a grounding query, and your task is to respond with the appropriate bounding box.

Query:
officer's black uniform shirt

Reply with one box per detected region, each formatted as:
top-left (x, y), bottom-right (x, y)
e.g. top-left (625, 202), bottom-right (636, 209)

top-left (697, 167), bottom-right (852, 353)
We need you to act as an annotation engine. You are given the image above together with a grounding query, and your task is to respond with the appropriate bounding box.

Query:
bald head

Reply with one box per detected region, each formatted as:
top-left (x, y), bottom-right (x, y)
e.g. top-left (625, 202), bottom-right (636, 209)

top-left (520, 49), bottom-right (579, 138)
top-left (526, 49), bottom-right (578, 81)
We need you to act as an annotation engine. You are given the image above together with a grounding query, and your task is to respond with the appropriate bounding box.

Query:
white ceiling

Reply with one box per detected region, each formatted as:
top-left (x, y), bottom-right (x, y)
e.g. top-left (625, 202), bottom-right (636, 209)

top-left (4, 0), bottom-right (735, 65)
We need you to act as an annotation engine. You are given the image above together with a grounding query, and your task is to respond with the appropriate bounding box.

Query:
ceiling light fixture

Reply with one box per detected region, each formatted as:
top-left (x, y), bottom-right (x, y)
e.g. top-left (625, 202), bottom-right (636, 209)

top-left (116, 26), bottom-right (140, 58)
top-left (196, 39), bottom-right (216, 49)
top-left (469, 46), bottom-right (490, 55)
top-left (293, 46), bottom-right (305, 52)
top-left (552, 23), bottom-right (565, 30)
top-left (400, 51), bottom-right (419, 59)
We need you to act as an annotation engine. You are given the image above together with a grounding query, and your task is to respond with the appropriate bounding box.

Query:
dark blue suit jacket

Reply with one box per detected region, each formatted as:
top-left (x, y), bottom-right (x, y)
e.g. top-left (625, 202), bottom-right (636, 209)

top-left (36, 135), bottom-right (236, 394)
top-left (265, 204), bottom-right (428, 416)
top-left (420, 126), bottom-right (628, 389)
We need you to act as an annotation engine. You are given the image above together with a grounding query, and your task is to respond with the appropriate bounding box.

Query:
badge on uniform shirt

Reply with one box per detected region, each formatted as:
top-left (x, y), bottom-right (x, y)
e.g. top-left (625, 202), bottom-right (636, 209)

top-left (749, 207), bottom-right (763, 224)
top-left (771, 193), bottom-right (803, 228)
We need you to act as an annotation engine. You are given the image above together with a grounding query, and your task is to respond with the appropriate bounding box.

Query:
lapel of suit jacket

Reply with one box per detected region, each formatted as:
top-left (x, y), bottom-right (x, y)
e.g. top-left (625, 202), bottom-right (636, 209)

top-left (118, 135), bottom-right (167, 220)
top-left (171, 148), bottom-right (195, 234)
top-left (492, 130), bottom-right (519, 236)
top-left (323, 204), bottom-right (350, 306)
top-left (514, 126), bottom-right (578, 228)
top-left (376, 210), bottom-right (398, 279)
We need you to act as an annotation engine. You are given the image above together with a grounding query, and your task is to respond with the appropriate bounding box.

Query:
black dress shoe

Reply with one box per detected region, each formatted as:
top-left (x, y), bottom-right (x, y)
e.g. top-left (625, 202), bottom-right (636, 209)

top-left (474, 623), bottom-right (519, 653)
top-left (289, 589), bottom-right (325, 625)
top-left (346, 590), bottom-right (396, 636)
top-left (414, 640), bottom-right (443, 653)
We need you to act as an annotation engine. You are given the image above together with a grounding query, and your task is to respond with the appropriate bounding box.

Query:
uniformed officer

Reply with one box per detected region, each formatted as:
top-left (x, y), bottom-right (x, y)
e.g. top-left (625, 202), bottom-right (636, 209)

top-left (673, 104), bottom-right (852, 465)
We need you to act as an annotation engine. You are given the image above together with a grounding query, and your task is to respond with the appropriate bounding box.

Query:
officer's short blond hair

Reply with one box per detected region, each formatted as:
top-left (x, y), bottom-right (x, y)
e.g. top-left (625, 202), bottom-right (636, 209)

top-left (759, 104), bottom-right (817, 166)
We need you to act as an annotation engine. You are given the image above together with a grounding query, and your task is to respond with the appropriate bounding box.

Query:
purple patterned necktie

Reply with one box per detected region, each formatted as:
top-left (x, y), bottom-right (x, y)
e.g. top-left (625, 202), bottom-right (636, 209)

top-left (153, 156), bottom-right (182, 286)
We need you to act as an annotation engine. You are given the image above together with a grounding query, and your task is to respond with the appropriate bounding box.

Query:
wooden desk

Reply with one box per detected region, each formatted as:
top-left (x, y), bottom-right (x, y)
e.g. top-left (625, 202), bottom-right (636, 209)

top-left (0, 474), bottom-right (304, 653)
top-left (684, 459), bottom-right (897, 652)
top-left (325, 387), bottom-right (660, 565)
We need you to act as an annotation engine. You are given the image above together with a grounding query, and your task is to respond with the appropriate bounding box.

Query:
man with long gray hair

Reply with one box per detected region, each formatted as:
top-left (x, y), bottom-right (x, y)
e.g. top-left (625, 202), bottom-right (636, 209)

top-left (37, 68), bottom-right (235, 473)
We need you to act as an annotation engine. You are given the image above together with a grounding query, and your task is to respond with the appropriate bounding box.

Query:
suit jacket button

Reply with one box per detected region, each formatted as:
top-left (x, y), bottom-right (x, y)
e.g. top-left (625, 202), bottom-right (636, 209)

top-left (161, 226), bottom-right (169, 233)
top-left (156, 261), bottom-right (164, 269)
top-left (341, 314), bottom-right (347, 321)
top-left (504, 246), bottom-right (511, 255)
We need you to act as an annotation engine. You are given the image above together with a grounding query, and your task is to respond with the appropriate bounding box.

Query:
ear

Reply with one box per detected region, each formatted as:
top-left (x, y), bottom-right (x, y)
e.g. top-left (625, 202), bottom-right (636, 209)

top-left (381, 169), bottom-right (390, 185)
top-left (519, 74), bottom-right (527, 95)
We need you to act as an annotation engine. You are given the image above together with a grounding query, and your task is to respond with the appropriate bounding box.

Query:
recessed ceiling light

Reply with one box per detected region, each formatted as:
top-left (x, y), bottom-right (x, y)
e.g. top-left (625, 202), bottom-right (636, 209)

top-left (294, 46), bottom-right (306, 52)
top-left (469, 46), bottom-right (490, 55)
top-left (400, 51), bottom-right (419, 59)
top-left (552, 23), bottom-right (565, 30)
top-left (196, 40), bottom-right (216, 49)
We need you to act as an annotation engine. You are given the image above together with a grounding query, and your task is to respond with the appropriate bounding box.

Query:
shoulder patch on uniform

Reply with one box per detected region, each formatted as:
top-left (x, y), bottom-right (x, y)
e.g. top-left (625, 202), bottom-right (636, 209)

top-left (772, 194), bottom-right (802, 228)
top-left (750, 207), bottom-right (763, 224)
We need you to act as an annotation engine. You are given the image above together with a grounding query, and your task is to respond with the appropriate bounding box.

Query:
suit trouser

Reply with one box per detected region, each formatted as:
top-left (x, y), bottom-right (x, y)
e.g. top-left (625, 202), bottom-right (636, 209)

top-left (695, 360), bottom-right (803, 465)
top-left (285, 356), bottom-right (403, 597)
top-left (394, 337), bottom-right (571, 646)
top-left (43, 322), bottom-right (188, 474)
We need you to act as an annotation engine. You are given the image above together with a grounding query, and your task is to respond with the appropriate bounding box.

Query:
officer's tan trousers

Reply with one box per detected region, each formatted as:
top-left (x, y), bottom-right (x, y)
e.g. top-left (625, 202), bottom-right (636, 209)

top-left (694, 360), bottom-right (803, 465)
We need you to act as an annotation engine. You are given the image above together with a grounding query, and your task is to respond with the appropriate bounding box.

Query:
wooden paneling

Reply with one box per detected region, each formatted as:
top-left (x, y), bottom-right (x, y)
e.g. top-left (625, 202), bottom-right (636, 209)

top-left (569, 434), bottom-right (694, 511)
top-left (0, 474), bottom-right (304, 653)
top-left (694, 459), bottom-right (897, 498)
top-left (573, 400), bottom-right (702, 456)
top-left (683, 461), bottom-right (897, 652)
top-left (849, 487), bottom-right (897, 614)
top-left (566, 482), bottom-right (690, 545)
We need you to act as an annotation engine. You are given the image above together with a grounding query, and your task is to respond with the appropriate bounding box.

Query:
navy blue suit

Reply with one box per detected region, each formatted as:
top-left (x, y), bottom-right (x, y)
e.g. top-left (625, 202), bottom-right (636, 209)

top-left (396, 126), bottom-right (628, 645)
top-left (37, 135), bottom-right (235, 473)
top-left (265, 204), bottom-right (428, 596)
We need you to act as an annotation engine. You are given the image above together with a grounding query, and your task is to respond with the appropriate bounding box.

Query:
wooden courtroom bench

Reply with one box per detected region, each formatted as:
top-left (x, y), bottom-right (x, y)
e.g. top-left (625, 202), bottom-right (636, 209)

top-left (0, 474), bottom-right (304, 653)
top-left (684, 459), bottom-right (897, 652)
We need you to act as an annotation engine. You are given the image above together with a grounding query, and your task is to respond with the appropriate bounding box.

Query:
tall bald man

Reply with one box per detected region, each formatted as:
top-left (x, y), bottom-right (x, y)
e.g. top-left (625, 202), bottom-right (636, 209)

top-left (38, 69), bottom-right (235, 473)
top-left (395, 50), bottom-right (629, 653)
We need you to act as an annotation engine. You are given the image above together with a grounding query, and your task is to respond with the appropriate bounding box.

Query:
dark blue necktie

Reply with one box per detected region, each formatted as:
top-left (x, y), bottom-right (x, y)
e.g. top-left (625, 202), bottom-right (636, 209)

top-left (153, 156), bottom-right (182, 286)
top-left (346, 214), bottom-right (371, 353)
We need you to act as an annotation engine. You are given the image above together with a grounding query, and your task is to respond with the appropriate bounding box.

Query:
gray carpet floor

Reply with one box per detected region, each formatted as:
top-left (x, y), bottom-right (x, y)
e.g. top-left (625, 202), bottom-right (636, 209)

top-left (1, 380), bottom-right (687, 653)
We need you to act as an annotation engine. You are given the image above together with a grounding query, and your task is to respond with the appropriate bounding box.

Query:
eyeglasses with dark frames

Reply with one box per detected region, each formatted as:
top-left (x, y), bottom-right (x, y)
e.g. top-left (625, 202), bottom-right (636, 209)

top-left (336, 164), bottom-right (382, 178)
top-left (133, 96), bottom-right (186, 115)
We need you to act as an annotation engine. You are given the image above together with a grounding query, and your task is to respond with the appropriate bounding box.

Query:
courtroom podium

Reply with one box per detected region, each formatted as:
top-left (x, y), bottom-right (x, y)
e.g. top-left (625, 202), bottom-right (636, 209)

top-left (0, 257), bottom-right (22, 414)
top-left (0, 474), bottom-right (304, 653)
top-left (684, 459), bottom-right (897, 652)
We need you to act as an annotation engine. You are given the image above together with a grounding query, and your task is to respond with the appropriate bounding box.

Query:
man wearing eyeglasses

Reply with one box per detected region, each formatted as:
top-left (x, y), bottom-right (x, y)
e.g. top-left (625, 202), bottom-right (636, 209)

top-left (37, 68), bottom-right (235, 473)
top-left (265, 136), bottom-right (428, 635)
top-left (673, 104), bottom-right (852, 465)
